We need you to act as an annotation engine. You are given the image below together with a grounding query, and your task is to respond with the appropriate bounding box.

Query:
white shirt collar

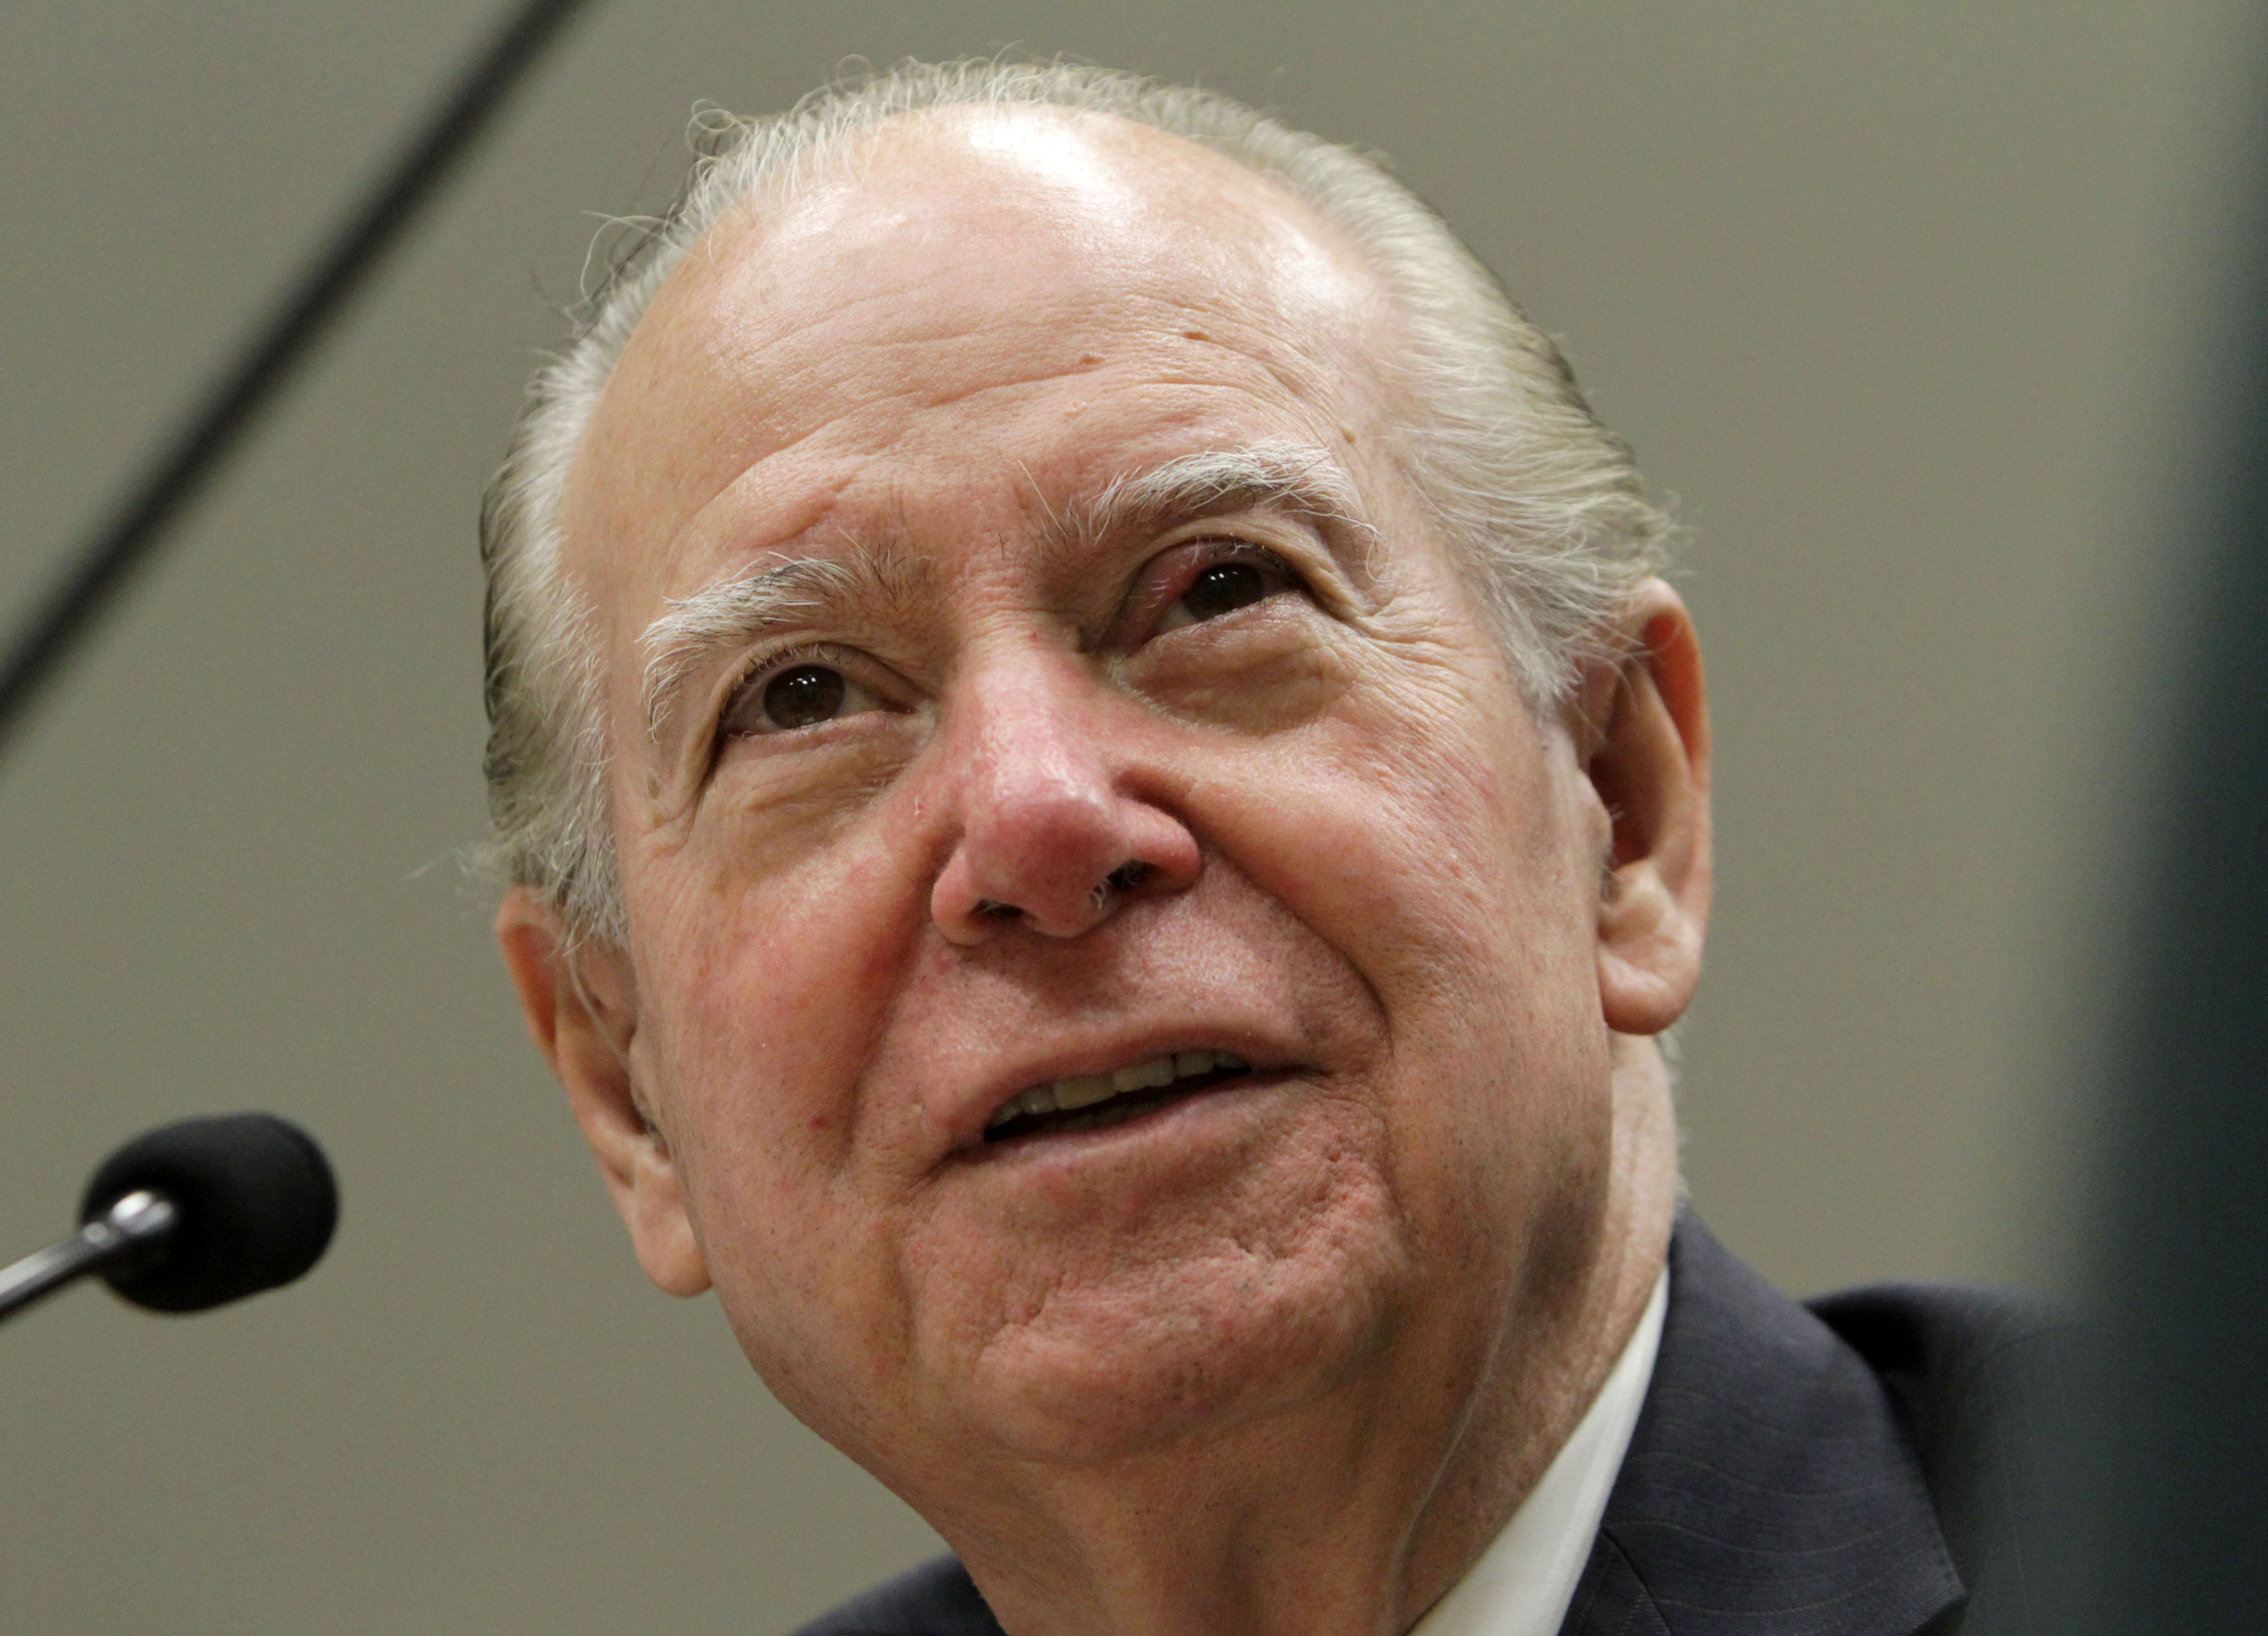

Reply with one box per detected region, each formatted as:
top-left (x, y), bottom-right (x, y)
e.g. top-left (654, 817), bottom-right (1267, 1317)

top-left (1408, 1267), bottom-right (1669, 1636)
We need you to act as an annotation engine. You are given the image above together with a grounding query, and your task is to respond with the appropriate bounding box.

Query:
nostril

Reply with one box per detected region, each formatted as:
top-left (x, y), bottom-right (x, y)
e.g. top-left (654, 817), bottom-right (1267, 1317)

top-left (1088, 859), bottom-right (1155, 915)
top-left (1105, 861), bottom-right (1153, 893)
top-left (975, 899), bottom-right (1022, 920)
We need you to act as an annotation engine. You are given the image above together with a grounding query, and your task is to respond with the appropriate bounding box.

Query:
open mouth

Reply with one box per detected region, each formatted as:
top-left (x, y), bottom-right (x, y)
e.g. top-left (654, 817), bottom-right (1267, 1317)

top-left (982, 1049), bottom-right (1253, 1143)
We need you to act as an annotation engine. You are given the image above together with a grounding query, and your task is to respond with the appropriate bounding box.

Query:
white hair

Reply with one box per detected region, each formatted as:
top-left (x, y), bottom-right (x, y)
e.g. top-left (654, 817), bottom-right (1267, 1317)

top-left (479, 59), bottom-right (1675, 945)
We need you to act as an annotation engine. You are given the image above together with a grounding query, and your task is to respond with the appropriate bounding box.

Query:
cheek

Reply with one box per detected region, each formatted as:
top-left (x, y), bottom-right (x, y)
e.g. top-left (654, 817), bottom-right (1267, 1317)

top-left (1197, 683), bottom-right (1613, 1222)
top-left (633, 800), bottom-right (923, 1125)
top-left (1228, 685), bottom-right (1588, 1015)
top-left (623, 833), bottom-right (931, 1396)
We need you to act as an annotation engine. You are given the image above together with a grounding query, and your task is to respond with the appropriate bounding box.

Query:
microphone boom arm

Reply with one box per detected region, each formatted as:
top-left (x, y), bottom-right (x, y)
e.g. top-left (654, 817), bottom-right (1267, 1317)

top-left (0, 1190), bottom-right (177, 1324)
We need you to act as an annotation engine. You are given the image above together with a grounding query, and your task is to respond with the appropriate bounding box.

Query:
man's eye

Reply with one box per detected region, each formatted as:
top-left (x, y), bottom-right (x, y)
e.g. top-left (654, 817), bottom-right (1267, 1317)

top-left (725, 662), bottom-right (882, 737)
top-left (1158, 555), bottom-right (1294, 632)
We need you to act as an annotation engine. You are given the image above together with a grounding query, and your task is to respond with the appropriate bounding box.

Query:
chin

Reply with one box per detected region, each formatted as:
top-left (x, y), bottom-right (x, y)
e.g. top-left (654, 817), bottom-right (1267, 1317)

top-left (926, 1183), bottom-right (1414, 1465)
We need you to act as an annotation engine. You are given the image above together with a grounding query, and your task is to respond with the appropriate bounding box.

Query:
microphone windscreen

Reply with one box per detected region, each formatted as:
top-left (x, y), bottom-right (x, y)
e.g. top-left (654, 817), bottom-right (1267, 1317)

top-left (80, 1113), bottom-right (339, 1313)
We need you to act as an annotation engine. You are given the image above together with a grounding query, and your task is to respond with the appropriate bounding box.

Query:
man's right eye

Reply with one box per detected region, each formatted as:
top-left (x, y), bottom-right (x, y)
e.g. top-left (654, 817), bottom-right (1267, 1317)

top-left (723, 661), bottom-right (884, 737)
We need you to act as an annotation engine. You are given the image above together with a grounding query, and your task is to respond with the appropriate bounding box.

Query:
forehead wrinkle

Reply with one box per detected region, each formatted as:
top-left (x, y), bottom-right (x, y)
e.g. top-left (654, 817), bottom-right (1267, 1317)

top-left (636, 543), bottom-right (922, 742)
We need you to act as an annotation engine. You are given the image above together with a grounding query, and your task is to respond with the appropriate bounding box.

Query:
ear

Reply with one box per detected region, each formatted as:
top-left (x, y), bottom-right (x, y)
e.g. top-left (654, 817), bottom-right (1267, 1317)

top-left (495, 887), bottom-right (710, 1297)
top-left (1574, 578), bottom-right (1713, 1036)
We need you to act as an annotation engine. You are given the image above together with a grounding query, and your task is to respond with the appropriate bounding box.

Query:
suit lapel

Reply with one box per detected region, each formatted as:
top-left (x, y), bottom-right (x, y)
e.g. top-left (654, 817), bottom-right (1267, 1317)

top-left (1557, 1217), bottom-right (1964, 1636)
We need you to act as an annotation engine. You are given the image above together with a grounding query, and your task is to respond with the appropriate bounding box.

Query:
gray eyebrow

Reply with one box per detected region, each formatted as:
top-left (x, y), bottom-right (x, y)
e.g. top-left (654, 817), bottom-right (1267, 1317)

top-left (1058, 438), bottom-right (1374, 557)
top-left (637, 552), bottom-right (885, 743)
top-left (636, 440), bottom-right (1372, 743)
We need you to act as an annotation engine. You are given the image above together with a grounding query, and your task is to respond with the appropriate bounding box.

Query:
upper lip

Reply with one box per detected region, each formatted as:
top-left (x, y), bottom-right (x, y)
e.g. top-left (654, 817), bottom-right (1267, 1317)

top-left (933, 1026), bottom-right (1296, 1157)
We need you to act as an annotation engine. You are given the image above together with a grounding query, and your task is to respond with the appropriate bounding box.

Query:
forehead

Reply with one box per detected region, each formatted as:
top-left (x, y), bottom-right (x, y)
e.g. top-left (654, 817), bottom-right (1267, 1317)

top-left (563, 106), bottom-right (1405, 619)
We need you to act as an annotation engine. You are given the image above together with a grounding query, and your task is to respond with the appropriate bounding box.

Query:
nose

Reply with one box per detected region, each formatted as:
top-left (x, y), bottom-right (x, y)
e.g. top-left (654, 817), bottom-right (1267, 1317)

top-left (928, 659), bottom-right (1201, 944)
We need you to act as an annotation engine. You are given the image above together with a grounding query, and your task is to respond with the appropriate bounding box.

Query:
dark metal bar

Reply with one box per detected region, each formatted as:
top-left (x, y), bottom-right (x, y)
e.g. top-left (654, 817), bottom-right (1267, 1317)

top-left (0, 1191), bottom-right (176, 1325)
top-left (0, 0), bottom-right (595, 755)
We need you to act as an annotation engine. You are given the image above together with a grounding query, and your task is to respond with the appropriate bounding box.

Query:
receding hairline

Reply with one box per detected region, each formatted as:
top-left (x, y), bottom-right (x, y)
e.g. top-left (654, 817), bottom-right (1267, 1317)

top-left (556, 99), bottom-right (1414, 665)
top-left (595, 95), bottom-right (1396, 404)
top-left (702, 98), bottom-right (1357, 244)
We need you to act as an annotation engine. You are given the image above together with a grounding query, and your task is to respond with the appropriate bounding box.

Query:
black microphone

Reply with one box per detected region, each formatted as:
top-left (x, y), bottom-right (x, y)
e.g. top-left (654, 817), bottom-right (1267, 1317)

top-left (0, 1113), bottom-right (338, 1323)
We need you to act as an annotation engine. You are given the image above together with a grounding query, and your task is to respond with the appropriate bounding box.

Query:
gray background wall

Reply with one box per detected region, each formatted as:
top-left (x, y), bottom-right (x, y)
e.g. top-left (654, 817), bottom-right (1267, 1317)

top-left (0, 3), bottom-right (2250, 1630)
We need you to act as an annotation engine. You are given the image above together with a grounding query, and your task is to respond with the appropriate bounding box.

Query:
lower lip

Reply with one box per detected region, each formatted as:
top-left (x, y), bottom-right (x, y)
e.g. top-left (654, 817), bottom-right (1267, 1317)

top-left (962, 1070), bottom-right (1291, 1165)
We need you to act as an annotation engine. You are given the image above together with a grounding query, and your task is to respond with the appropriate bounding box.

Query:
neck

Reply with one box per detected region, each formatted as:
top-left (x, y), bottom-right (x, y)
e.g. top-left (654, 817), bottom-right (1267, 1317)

top-left (926, 1041), bottom-right (1680, 1636)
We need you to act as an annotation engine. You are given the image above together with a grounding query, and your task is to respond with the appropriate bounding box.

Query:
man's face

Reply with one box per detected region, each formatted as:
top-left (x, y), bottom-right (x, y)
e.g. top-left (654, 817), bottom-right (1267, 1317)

top-left (552, 110), bottom-right (1628, 1490)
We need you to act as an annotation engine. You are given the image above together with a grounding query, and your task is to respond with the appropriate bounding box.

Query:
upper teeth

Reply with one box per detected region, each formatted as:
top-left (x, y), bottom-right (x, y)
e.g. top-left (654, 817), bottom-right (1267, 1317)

top-left (986, 1049), bottom-right (1250, 1130)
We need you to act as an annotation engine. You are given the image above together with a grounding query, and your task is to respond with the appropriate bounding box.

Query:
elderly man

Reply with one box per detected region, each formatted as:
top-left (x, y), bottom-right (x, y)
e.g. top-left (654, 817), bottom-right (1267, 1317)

top-left (484, 61), bottom-right (2050, 1636)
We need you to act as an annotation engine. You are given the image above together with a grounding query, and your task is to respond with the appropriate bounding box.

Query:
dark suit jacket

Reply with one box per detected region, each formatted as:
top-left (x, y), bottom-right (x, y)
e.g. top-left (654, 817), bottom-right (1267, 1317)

top-left (789, 1216), bottom-right (2083, 1636)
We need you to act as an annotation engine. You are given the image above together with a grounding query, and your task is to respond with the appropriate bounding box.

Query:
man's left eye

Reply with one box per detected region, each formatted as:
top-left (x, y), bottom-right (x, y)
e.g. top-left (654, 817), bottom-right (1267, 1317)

top-left (1157, 554), bottom-right (1295, 632)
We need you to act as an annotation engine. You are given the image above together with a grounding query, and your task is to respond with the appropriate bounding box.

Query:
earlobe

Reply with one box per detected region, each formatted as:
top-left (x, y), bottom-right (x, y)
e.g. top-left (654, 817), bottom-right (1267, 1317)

top-left (1579, 580), bottom-right (1714, 1037)
top-left (495, 888), bottom-right (711, 1297)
